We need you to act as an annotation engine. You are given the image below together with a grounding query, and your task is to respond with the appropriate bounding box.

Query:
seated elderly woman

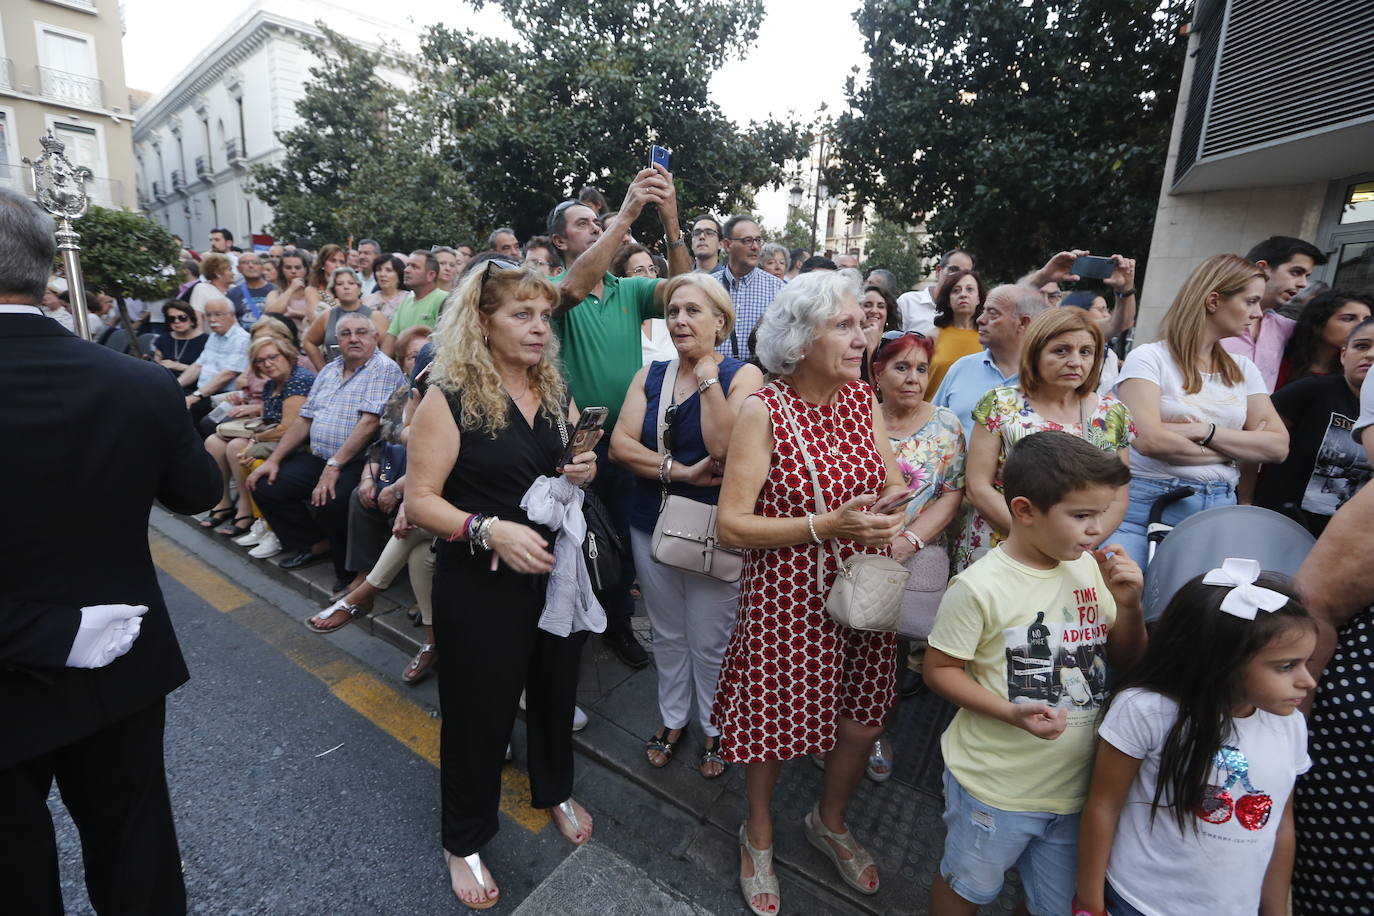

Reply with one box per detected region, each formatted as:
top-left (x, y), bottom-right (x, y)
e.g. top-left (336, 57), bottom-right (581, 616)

top-left (246, 310), bottom-right (406, 593)
top-left (202, 324), bottom-right (316, 538)
top-left (609, 273), bottom-right (763, 778)
top-left (713, 270), bottom-right (908, 914)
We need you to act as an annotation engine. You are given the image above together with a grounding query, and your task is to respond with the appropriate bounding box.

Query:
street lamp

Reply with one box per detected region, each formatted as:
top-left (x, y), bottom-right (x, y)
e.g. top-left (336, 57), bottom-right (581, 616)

top-left (24, 130), bottom-right (93, 341)
top-left (788, 183), bottom-right (804, 210)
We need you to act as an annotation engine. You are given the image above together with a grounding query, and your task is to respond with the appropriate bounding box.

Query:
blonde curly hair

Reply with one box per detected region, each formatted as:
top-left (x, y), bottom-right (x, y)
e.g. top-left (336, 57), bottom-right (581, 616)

top-left (429, 261), bottom-right (565, 435)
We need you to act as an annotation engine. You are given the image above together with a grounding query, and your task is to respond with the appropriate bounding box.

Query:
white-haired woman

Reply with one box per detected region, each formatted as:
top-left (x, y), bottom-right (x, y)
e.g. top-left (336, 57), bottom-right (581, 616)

top-left (714, 271), bottom-right (907, 914)
top-left (302, 267), bottom-right (389, 370)
top-left (610, 273), bottom-right (764, 779)
top-left (405, 259), bottom-right (600, 910)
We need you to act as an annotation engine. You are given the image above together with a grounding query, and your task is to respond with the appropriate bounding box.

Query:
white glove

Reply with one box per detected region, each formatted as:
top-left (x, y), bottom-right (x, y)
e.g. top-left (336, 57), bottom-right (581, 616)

top-left (65, 604), bottom-right (149, 669)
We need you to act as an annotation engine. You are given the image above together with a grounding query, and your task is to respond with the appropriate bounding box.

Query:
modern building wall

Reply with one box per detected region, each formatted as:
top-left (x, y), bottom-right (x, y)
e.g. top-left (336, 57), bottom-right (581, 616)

top-left (0, 0), bottom-right (137, 208)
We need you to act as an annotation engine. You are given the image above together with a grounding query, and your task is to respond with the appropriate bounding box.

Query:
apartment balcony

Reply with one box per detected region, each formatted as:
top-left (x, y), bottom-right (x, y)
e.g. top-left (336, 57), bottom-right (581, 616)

top-left (194, 155), bottom-right (212, 180)
top-left (0, 58), bottom-right (13, 93)
top-left (171, 169), bottom-right (186, 192)
top-left (37, 66), bottom-right (105, 109)
top-left (152, 179), bottom-right (165, 200)
top-left (225, 137), bottom-right (246, 167)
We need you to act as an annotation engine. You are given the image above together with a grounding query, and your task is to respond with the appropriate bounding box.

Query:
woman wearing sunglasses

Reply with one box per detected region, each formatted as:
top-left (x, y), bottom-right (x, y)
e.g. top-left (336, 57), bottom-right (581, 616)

top-left (154, 300), bottom-right (207, 378)
top-left (610, 273), bottom-right (763, 778)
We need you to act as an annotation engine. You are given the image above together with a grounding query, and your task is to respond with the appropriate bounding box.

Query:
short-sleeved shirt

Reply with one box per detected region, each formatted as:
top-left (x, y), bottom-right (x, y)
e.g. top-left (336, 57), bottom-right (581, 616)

top-left (300, 349), bottom-right (406, 459)
top-left (553, 272), bottom-right (660, 429)
top-left (1221, 311), bottom-right (1296, 393)
top-left (1118, 341), bottom-right (1268, 484)
top-left (889, 405), bottom-right (966, 525)
top-left (193, 324), bottom-right (251, 391)
top-left (931, 348), bottom-right (1019, 438)
top-left (386, 288), bottom-right (449, 337)
top-left (896, 288), bottom-right (936, 334)
top-left (261, 364), bottom-right (316, 425)
top-left (929, 546), bottom-right (1118, 814)
top-left (1099, 688), bottom-right (1310, 916)
top-left (1256, 374), bottom-right (1371, 536)
top-left (711, 265), bottom-right (786, 361)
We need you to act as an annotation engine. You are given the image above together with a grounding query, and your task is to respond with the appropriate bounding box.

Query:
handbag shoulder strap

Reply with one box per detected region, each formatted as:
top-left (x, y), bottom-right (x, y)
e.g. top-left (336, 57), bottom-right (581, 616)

top-left (654, 359), bottom-right (679, 455)
top-left (769, 382), bottom-right (845, 587)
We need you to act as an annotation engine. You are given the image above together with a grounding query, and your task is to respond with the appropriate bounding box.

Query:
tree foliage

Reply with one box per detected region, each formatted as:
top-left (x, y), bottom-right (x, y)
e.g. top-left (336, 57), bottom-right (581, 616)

top-left (77, 205), bottom-right (180, 301)
top-left (252, 3), bottom-right (809, 250)
top-left (832, 0), bottom-right (1190, 282)
top-left (768, 207), bottom-right (816, 252)
top-left (860, 216), bottom-right (929, 292)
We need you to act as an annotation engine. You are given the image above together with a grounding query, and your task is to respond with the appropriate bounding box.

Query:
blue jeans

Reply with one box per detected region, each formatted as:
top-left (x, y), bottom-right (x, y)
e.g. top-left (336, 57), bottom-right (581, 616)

top-left (1107, 475), bottom-right (1236, 570)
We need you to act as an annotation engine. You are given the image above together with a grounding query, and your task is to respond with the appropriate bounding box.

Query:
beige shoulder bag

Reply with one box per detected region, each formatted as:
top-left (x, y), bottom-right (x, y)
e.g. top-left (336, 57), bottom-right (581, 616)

top-left (771, 383), bottom-right (908, 632)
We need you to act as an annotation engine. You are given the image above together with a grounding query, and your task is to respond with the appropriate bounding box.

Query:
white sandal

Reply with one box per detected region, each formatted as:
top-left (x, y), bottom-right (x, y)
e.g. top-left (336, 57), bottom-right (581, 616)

top-left (804, 803), bottom-right (879, 895)
top-left (739, 822), bottom-right (780, 915)
top-left (443, 850), bottom-right (498, 910)
top-left (552, 799), bottom-right (592, 845)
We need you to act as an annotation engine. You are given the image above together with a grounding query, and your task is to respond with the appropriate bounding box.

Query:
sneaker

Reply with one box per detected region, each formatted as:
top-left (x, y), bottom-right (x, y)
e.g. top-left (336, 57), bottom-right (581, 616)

top-left (234, 518), bottom-right (268, 547)
top-left (249, 531), bottom-right (282, 559)
top-left (573, 706), bottom-right (588, 731)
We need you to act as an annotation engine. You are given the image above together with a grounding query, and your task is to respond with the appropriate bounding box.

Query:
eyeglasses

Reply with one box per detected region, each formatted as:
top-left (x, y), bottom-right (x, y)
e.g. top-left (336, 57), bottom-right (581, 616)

top-left (252, 353), bottom-right (282, 367)
top-left (664, 403), bottom-right (679, 453)
top-left (630, 264), bottom-right (659, 277)
top-left (168, 314), bottom-right (192, 323)
top-left (525, 258), bottom-right (551, 268)
top-left (725, 236), bottom-right (764, 247)
top-left (1045, 290), bottom-right (1065, 303)
top-left (691, 228), bottom-right (719, 238)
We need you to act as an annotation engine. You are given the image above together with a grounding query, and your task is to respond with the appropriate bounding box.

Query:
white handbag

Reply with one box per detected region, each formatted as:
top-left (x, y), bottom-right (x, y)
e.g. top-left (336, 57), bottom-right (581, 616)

top-left (771, 385), bottom-right (908, 632)
top-left (649, 359), bottom-right (744, 582)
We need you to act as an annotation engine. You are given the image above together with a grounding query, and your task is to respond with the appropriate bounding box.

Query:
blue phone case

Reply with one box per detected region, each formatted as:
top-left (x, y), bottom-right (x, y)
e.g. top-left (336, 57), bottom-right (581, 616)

top-left (651, 145), bottom-right (670, 171)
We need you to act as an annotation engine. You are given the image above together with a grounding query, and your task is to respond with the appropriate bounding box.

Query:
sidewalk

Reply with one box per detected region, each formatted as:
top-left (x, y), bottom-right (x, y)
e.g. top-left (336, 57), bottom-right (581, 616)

top-left (170, 510), bottom-right (1019, 914)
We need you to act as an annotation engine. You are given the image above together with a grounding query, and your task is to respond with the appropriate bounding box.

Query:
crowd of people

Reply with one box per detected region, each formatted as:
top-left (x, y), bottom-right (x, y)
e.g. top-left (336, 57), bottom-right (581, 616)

top-left (22, 162), bottom-right (1374, 916)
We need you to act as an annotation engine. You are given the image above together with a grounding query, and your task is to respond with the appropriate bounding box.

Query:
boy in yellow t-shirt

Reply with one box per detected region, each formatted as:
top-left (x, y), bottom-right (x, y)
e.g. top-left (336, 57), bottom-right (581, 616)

top-left (925, 431), bottom-right (1146, 916)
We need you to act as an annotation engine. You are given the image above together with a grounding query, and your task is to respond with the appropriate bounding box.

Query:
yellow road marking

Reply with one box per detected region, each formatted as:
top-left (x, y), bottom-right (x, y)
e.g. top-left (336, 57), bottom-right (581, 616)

top-left (150, 528), bottom-right (546, 833)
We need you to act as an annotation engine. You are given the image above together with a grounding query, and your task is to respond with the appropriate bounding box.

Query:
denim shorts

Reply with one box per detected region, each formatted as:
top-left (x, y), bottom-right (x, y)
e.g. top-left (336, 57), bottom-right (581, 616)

top-left (1106, 475), bottom-right (1236, 570)
top-left (938, 769), bottom-right (1080, 914)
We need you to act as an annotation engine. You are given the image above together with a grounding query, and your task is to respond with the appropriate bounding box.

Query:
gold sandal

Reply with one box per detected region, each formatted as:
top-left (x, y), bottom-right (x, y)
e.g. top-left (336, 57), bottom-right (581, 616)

top-left (804, 803), bottom-right (879, 895)
top-left (738, 823), bottom-right (780, 915)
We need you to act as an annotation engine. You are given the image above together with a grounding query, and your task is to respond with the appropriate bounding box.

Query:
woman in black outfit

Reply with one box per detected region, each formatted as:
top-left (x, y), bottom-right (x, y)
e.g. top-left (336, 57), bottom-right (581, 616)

top-left (405, 259), bottom-right (599, 910)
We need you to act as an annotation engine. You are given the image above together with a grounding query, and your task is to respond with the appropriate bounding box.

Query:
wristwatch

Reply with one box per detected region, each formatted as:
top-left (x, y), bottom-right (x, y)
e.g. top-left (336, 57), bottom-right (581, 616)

top-left (901, 530), bottom-right (925, 550)
top-left (1114, 288), bottom-right (1137, 298)
top-left (666, 236), bottom-right (687, 249)
top-left (325, 458), bottom-right (343, 469)
top-left (697, 377), bottom-right (720, 394)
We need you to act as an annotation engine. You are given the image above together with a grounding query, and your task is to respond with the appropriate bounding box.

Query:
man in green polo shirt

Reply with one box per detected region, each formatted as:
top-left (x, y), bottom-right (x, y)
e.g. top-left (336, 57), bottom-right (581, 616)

top-left (551, 164), bottom-right (691, 668)
top-left (380, 249), bottom-right (447, 357)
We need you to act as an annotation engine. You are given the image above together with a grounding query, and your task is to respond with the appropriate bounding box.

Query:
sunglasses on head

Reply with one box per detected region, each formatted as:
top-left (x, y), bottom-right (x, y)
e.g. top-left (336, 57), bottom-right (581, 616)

top-left (547, 199), bottom-right (582, 234)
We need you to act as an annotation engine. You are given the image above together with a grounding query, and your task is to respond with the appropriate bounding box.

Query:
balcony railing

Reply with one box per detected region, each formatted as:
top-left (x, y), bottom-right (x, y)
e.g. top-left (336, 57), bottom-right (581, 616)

top-left (171, 169), bottom-right (186, 192)
top-left (37, 66), bottom-right (105, 108)
top-left (225, 137), bottom-right (245, 166)
top-left (152, 179), bottom-right (165, 199)
top-left (0, 58), bottom-right (13, 93)
top-left (194, 155), bottom-right (212, 180)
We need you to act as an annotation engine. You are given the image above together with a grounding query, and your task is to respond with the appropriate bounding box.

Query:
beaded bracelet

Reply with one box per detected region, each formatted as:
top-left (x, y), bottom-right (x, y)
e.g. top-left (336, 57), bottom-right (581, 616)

top-left (807, 513), bottom-right (822, 545)
top-left (658, 454), bottom-right (674, 486)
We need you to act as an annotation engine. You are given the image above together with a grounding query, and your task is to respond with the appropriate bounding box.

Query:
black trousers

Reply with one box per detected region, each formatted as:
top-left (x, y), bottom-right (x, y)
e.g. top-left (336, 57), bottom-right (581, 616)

top-left (0, 700), bottom-right (185, 915)
top-left (252, 452), bottom-right (364, 581)
top-left (433, 546), bottom-right (586, 855)
top-left (590, 438), bottom-right (634, 627)
top-left (345, 487), bottom-right (392, 574)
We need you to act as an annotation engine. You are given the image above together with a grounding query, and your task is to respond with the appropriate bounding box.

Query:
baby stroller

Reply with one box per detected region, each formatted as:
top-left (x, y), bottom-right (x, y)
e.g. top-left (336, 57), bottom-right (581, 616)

top-left (1141, 492), bottom-right (1318, 623)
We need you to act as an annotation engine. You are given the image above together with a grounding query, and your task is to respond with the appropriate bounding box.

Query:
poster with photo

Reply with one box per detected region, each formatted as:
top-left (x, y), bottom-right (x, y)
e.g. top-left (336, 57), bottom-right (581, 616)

top-left (1003, 600), bottom-right (1110, 712)
top-left (1302, 411), bottom-right (1372, 519)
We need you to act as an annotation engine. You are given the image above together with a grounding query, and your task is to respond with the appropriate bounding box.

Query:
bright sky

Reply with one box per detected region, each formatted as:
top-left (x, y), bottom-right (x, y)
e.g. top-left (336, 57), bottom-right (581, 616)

top-left (121, 0), bottom-right (866, 229)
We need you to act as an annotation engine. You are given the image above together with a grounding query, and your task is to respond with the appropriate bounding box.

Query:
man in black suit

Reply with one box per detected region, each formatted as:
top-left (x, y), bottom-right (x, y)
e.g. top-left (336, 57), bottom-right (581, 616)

top-left (0, 187), bottom-right (221, 912)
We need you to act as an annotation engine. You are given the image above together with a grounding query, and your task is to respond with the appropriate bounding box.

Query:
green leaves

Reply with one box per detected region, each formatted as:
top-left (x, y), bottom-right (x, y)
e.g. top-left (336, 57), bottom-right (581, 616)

top-left (833, 0), bottom-right (1190, 282)
top-left (76, 206), bottom-right (180, 301)
top-left (252, 3), bottom-right (807, 250)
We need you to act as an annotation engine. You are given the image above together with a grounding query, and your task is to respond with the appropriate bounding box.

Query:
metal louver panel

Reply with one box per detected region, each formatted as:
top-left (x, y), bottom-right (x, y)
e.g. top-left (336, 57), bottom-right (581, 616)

top-left (1202, 0), bottom-right (1374, 156)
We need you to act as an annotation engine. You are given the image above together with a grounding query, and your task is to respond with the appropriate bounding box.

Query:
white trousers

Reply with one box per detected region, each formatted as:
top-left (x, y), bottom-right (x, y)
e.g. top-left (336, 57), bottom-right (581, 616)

top-left (630, 529), bottom-right (740, 735)
top-left (365, 528), bottom-right (437, 625)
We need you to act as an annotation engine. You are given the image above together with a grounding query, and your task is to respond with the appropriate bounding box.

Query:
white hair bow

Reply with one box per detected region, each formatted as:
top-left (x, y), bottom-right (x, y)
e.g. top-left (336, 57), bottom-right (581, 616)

top-left (1202, 558), bottom-right (1289, 620)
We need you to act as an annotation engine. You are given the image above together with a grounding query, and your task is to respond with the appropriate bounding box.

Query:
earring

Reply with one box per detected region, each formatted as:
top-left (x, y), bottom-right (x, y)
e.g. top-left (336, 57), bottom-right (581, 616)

top-left (483, 334), bottom-right (489, 347)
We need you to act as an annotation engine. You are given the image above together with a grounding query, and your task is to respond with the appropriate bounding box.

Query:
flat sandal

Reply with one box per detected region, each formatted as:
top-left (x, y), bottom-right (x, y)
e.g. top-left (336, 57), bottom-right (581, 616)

top-left (804, 803), bottom-right (878, 895)
top-left (443, 850), bottom-right (498, 910)
top-left (738, 822), bottom-right (780, 915)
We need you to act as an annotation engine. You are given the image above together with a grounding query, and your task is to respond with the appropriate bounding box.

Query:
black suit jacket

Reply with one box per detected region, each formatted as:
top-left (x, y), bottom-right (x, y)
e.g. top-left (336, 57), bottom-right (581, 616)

top-left (0, 314), bottom-right (221, 769)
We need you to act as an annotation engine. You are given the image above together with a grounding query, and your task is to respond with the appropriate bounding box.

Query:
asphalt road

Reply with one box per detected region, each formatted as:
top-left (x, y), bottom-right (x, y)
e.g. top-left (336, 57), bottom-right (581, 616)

top-left (44, 528), bottom-right (759, 915)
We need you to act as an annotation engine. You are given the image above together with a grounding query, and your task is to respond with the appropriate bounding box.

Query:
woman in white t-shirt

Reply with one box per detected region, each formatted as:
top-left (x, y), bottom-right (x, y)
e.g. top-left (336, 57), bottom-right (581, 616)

top-left (1109, 254), bottom-right (1289, 568)
top-left (1075, 560), bottom-right (1316, 916)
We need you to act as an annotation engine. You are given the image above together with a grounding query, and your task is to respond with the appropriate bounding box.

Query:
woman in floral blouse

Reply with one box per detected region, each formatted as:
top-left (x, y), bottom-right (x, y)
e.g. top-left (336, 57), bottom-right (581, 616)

top-left (955, 308), bottom-right (1134, 571)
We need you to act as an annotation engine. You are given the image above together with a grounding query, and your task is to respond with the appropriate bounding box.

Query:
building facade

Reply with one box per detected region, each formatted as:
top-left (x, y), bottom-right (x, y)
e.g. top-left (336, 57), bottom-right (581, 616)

top-left (1138, 0), bottom-right (1374, 338)
top-left (133, 1), bottom-right (406, 248)
top-left (0, 0), bottom-right (136, 208)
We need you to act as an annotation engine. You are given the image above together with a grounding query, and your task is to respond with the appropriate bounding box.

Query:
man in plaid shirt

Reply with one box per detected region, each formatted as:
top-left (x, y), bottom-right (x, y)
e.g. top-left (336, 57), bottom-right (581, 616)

top-left (248, 312), bottom-right (406, 590)
top-left (711, 214), bottom-right (785, 361)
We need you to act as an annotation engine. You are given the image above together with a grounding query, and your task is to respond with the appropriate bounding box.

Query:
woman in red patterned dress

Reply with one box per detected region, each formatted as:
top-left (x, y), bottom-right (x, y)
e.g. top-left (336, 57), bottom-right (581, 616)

top-left (715, 271), bottom-right (908, 915)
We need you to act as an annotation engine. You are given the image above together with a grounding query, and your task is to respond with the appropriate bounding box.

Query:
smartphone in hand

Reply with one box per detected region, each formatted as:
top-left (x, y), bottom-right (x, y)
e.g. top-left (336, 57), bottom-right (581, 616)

top-left (559, 407), bottom-right (608, 470)
top-left (650, 145), bottom-right (671, 172)
top-left (872, 490), bottom-right (919, 514)
top-left (1070, 255), bottom-right (1115, 280)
